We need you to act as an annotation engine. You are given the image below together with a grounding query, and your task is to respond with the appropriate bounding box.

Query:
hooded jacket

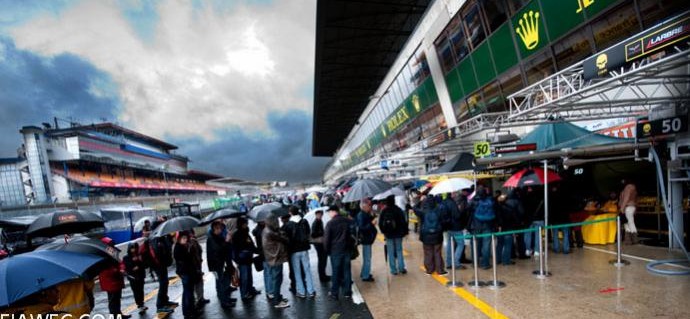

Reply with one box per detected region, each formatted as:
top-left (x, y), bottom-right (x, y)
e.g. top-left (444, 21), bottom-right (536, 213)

top-left (415, 197), bottom-right (444, 245)
top-left (378, 196), bottom-right (408, 239)
top-left (262, 216), bottom-right (289, 266)
top-left (123, 243), bottom-right (146, 281)
top-left (206, 229), bottom-right (230, 273)
top-left (498, 190), bottom-right (524, 231)
top-left (324, 213), bottom-right (354, 255)
top-left (98, 262), bottom-right (125, 292)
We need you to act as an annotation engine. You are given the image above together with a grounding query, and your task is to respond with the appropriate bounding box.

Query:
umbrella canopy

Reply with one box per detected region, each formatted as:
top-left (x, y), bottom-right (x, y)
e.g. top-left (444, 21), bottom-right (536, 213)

top-left (503, 168), bottom-right (561, 188)
top-left (36, 235), bottom-right (120, 263)
top-left (0, 250), bottom-right (104, 307)
top-left (342, 179), bottom-right (393, 203)
top-left (248, 202), bottom-right (289, 222)
top-left (26, 210), bottom-right (104, 238)
top-left (199, 208), bottom-right (245, 226)
top-left (429, 178), bottom-right (474, 195)
top-left (133, 216), bottom-right (156, 232)
top-left (373, 187), bottom-right (406, 200)
top-left (430, 153), bottom-right (483, 174)
top-left (413, 179), bottom-right (430, 189)
top-left (151, 216), bottom-right (200, 237)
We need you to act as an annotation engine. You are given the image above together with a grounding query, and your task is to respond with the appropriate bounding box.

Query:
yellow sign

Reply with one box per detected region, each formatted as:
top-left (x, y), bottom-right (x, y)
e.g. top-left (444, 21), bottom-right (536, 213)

top-left (515, 10), bottom-right (540, 50)
top-left (576, 0), bottom-right (594, 13)
top-left (473, 141), bottom-right (491, 158)
top-left (412, 94), bottom-right (421, 112)
top-left (596, 53), bottom-right (608, 70)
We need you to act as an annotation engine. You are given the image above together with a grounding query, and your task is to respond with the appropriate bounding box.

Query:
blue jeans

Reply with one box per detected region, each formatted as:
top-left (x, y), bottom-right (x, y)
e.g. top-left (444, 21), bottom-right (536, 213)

top-left (361, 244), bottom-right (372, 279)
top-left (262, 261), bottom-right (272, 296)
top-left (385, 238), bottom-right (406, 274)
top-left (445, 231), bottom-right (465, 268)
top-left (496, 234), bottom-right (514, 264)
top-left (291, 251), bottom-right (315, 295)
top-left (239, 264), bottom-right (254, 298)
top-left (552, 227), bottom-right (571, 254)
top-left (524, 221), bottom-right (545, 252)
top-left (267, 264), bottom-right (284, 303)
top-left (180, 275), bottom-right (195, 317)
top-left (471, 222), bottom-right (492, 268)
top-left (330, 252), bottom-right (352, 297)
top-left (214, 270), bottom-right (231, 304)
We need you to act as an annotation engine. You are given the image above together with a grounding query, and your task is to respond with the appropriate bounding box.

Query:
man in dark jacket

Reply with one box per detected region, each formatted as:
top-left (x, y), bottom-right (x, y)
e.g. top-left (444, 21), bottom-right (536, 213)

top-left (444, 190), bottom-right (469, 269)
top-left (143, 235), bottom-right (177, 313)
top-left (415, 196), bottom-right (447, 275)
top-left (378, 196), bottom-right (408, 275)
top-left (252, 221), bottom-right (271, 296)
top-left (311, 210), bottom-right (330, 282)
top-left (174, 231), bottom-right (196, 319)
top-left (324, 206), bottom-right (354, 300)
top-left (356, 198), bottom-right (377, 282)
top-left (262, 216), bottom-right (290, 309)
top-left (232, 217), bottom-right (261, 300)
top-left (206, 221), bottom-right (235, 309)
top-left (469, 186), bottom-right (497, 269)
top-left (189, 233), bottom-right (208, 308)
top-left (497, 190), bottom-right (524, 265)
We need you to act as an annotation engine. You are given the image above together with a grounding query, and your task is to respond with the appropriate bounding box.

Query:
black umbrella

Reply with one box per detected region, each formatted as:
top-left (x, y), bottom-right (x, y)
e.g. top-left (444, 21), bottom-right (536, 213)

top-left (199, 208), bottom-right (245, 226)
top-left (342, 179), bottom-right (393, 203)
top-left (248, 202), bottom-right (289, 222)
top-left (26, 210), bottom-right (104, 238)
top-left (151, 216), bottom-right (200, 237)
top-left (36, 235), bottom-right (120, 263)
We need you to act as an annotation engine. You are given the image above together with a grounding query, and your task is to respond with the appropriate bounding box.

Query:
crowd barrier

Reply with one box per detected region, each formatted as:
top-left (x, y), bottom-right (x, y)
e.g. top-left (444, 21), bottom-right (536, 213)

top-left (448, 216), bottom-right (624, 288)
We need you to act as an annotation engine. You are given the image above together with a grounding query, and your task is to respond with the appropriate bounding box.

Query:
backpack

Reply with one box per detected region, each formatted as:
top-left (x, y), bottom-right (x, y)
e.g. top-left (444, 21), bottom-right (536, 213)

top-left (473, 197), bottom-right (496, 222)
top-left (422, 208), bottom-right (442, 235)
top-left (151, 236), bottom-right (173, 267)
top-left (292, 219), bottom-right (311, 247)
top-left (379, 211), bottom-right (397, 235)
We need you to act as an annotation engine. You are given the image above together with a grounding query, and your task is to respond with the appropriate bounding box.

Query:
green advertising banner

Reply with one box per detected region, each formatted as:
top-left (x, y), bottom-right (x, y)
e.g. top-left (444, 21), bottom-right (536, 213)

top-left (541, 0), bottom-right (586, 41)
top-left (511, 0), bottom-right (548, 59)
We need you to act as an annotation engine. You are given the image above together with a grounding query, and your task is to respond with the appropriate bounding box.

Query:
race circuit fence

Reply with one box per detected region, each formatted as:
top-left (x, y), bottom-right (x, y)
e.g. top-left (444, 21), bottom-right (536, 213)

top-left (448, 216), bottom-right (624, 289)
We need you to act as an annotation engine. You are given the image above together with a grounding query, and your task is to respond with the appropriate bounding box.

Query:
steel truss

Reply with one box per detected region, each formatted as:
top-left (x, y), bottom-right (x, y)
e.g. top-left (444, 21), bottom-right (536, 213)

top-left (327, 43), bottom-right (690, 182)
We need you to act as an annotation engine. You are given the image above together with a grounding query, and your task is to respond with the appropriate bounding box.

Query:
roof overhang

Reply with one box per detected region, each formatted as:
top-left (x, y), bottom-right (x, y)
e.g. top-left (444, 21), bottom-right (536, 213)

top-left (312, 0), bottom-right (432, 156)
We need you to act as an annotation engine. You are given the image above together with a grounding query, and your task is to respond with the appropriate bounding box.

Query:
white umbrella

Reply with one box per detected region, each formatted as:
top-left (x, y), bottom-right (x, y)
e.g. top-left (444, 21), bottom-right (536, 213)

top-left (429, 178), bottom-right (474, 195)
top-left (303, 206), bottom-right (332, 227)
top-left (305, 185), bottom-right (328, 193)
top-left (373, 187), bottom-right (406, 200)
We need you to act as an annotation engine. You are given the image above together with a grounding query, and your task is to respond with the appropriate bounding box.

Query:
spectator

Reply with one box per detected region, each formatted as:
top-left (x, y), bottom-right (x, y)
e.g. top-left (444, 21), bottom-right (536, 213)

top-left (469, 186), bottom-right (497, 269)
top-left (252, 221), bottom-right (272, 298)
top-left (262, 216), bottom-right (290, 309)
top-left (189, 232), bottom-right (209, 308)
top-left (415, 196), bottom-right (446, 275)
top-left (123, 242), bottom-right (147, 314)
top-left (140, 235), bottom-right (177, 313)
top-left (284, 206), bottom-right (316, 299)
top-left (324, 206), bottom-right (354, 300)
top-left (141, 219), bottom-right (152, 238)
top-left (174, 231), bottom-right (197, 319)
top-left (378, 195), bottom-right (408, 275)
top-left (232, 217), bottom-right (262, 300)
top-left (497, 190), bottom-right (524, 265)
top-left (356, 198), bottom-right (378, 282)
top-left (444, 190), bottom-right (470, 269)
top-left (98, 237), bottom-right (130, 319)
top-left (549, 186), bottom-right (571, 254)
top-left (523, 186), bottom-right (545, 257)
top-left (310, 210), bottom-right (330, 282)
top-left (207, 221), bottom-right (235, 309)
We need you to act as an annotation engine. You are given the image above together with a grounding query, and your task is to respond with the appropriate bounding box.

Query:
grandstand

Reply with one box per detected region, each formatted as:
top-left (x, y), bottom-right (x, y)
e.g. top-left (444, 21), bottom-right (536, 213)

top-left (0, 121), bottom-right (223, 206)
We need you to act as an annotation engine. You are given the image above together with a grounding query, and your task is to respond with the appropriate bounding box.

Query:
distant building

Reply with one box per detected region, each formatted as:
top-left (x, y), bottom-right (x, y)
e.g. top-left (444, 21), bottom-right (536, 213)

top-left (0, 122), bottom-right (222, 207)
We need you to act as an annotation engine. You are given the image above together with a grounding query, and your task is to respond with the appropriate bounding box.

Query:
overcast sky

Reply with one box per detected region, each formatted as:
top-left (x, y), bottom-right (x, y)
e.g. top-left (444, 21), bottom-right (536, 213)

top-left (0, 0), bottom-right (330, 182)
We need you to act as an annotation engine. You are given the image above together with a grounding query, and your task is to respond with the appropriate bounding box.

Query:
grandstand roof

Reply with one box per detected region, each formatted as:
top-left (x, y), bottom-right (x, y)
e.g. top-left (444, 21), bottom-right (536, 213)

top-left (312, 0), bottom-right (432, 156)
top-left (48, 122), bottom-right (178, 150)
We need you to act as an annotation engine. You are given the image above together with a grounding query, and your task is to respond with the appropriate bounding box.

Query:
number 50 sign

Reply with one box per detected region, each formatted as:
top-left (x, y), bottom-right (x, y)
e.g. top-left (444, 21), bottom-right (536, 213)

top-left (473, 141), bottom-right (491, 158)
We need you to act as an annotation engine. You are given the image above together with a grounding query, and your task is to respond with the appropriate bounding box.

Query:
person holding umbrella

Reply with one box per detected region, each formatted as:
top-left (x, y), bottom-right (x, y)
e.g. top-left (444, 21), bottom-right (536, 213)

top-left (232, 217), bottom-right (262, 301)
top-left (123, 242), bottom-right (147, 314)
top-left (324, 205), bottom-right (355, 300)
top-left (174, 231), bottom-right (197, 319)
top-left (356, 198), bottom-right (377, 282)
top-left (207, 221), bottom-right (235, 309)
top-left (98, 237), bottom-right (131, 319)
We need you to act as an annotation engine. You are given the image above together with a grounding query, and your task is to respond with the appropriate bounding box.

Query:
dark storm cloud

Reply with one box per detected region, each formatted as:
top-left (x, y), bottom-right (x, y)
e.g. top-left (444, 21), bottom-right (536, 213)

top-left (175, 110), bottom-right (331, 183)
top-left (0, 37), bottom-right (120, 157)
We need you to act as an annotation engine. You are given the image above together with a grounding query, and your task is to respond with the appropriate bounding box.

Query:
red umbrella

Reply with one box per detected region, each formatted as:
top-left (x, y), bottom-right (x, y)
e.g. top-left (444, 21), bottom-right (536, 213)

top-left (503, 168), bottom-right (561, 188)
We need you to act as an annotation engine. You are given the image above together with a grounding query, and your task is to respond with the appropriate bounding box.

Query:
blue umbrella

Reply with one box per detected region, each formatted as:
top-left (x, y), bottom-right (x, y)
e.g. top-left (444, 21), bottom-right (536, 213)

top-left (0, 250), bottom-right (104, 307)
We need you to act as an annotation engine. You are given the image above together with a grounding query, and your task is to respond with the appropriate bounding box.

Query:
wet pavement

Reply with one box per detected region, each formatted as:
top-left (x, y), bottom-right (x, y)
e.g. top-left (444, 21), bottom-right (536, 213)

top-left (92, 238), bottom-right (373, 319)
